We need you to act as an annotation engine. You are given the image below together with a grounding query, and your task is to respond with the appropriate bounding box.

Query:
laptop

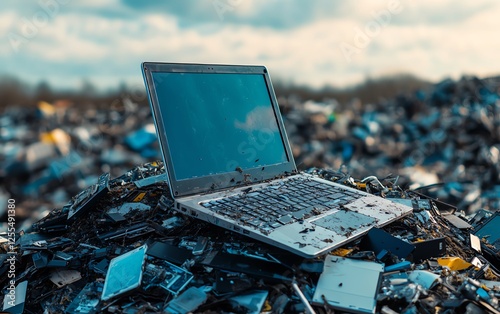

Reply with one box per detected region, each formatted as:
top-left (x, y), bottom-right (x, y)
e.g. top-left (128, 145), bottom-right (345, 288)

top-left (141, 62), bottom-right (412, 258)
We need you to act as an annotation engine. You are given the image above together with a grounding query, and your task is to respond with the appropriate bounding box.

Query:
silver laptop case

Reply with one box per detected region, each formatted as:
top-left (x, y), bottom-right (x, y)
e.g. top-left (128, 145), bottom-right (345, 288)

top-left (142, 62), bottom-right (412, 257)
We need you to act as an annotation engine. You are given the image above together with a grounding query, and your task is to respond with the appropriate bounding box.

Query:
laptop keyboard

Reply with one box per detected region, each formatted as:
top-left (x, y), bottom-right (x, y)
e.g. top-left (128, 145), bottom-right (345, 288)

top-left (200, 177), bottom-right (365, 235)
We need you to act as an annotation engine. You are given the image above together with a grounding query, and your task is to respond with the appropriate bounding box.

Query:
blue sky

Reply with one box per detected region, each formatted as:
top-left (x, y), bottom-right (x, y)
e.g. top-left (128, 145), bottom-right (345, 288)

top-left (1, 0), bottom-right (500, 91)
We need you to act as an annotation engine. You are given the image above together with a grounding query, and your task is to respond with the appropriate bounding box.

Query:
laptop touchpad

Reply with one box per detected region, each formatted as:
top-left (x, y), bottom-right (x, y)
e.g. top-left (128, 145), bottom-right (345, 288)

top-left (311, 211), bottom-right (376, 235)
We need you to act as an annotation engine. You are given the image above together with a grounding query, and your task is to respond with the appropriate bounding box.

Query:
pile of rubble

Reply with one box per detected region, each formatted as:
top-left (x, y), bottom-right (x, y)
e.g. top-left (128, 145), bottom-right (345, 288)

top-left (2, 162), bottom-right (500, 313)
top-left (283, 76), bottom-right (500, 214)
top-left (1, 75), bottom-right (499, 313)
top-left (1, 76), bottom-right (498, 232)
top-left (0, 99), bottom-right (161, 230)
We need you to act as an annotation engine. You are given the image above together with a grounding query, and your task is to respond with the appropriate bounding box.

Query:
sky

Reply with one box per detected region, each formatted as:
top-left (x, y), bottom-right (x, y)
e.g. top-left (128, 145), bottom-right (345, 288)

top-left (1, 0), bottom-right (500, 91)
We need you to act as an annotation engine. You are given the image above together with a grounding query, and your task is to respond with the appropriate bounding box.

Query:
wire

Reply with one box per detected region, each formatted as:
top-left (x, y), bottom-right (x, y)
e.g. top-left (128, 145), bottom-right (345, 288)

top-left (292, 280), bottom-right (317, 314)
top-left (361, 176), bottom-right (389, 192)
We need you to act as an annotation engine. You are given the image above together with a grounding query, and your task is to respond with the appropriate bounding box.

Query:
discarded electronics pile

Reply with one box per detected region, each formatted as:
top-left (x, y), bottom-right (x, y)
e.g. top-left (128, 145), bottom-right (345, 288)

top-left (0, 99), bottom-right (162, 230)
top-left (1, 75), bottom-right (499, 313)
top-left (282, 76), bottom-right (500, 215)
top-left (1, 75), bottom-right (499, 227)
top-left (2, 161), bottom-right (500, 314)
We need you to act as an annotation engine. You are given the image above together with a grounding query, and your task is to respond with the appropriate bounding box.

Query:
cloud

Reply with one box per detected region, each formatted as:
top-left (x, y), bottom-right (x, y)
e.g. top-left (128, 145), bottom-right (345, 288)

top-left (121, 0), bottom-right (349, 30)
top-left (1, 0), bottom-right (500, 91)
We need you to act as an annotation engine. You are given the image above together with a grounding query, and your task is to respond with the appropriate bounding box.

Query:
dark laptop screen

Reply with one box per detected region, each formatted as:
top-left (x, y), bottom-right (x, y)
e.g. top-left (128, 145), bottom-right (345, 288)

top-left (151, 72), bottom-right (288, 180)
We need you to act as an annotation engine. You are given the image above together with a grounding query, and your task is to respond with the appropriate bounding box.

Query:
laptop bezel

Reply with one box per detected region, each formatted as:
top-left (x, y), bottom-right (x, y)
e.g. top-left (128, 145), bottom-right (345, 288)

top-left (141, 62), bottom-right (297, 198)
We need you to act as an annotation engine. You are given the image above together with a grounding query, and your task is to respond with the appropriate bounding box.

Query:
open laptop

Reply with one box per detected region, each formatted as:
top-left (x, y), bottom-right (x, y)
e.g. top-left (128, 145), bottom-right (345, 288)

top-left (142, 62), bottom-right (412, 258)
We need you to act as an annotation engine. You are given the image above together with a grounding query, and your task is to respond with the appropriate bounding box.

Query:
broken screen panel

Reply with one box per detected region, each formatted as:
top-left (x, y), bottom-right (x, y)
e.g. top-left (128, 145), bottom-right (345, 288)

top-left (474, 212), bottom-right (500, 250)
top-left (101, 245), bottom-right (147, 301)
top-left (312, 256), bottom-right (384, 314)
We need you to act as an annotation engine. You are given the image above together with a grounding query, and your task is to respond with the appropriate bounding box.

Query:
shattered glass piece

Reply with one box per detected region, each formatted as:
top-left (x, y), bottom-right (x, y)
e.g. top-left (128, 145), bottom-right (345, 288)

top-left (165, 286), bottom-right (208, 313)
top-left (101, 245), bottom-right (147, 301)
top-left (312, 256), bottom-right (384, 314)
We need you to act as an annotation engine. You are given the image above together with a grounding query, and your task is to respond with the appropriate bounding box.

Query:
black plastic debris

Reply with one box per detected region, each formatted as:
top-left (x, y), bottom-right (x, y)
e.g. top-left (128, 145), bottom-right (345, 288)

top-left (67, 173), bottom-right (110, 222)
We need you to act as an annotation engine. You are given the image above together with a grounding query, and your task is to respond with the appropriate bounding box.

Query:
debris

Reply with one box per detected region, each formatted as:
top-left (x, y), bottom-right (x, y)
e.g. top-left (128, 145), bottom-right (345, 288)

top-left (165, 286), bottom-right (208, 313)
top-left (437, 257), bottom-right (473, 271)
top-left (2, 280), bottom-right (27, 314)
top-left (312, 255), bottom-right (384, 314)
top-left (101, 245), bottom-right (147, 301)
top-left (2, 162), bottom-right (500, 312)
top-left (49, 269), bottom-right (82, 288)
top-left (1, 74), bottom-right (500, 312)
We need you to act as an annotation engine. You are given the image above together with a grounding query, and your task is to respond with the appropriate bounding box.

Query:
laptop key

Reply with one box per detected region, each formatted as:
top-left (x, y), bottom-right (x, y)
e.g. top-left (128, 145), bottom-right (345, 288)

top-left (248, 219), bottom-right (262, 227)
top-left (293, 209), bottom-right (307, 219)
top-left (277, 215), bottom-right (293, 225)
top-left (269, 222), bottom-right (282, 228)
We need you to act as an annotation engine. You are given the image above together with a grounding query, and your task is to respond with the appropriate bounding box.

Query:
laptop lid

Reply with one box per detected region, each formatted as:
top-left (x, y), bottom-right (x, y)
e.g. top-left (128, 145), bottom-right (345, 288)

top-left (142, 62), bottom-right (297, 197)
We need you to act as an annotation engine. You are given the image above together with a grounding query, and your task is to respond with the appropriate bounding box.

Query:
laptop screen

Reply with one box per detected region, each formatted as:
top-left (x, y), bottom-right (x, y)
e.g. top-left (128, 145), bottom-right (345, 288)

top-left (151, 72), bottom-right (289, 180)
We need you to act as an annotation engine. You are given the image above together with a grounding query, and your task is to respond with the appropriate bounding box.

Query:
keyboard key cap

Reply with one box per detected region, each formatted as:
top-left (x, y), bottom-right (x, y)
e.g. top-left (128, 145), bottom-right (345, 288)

top-left (277, 215), bottom-right (293, 225)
